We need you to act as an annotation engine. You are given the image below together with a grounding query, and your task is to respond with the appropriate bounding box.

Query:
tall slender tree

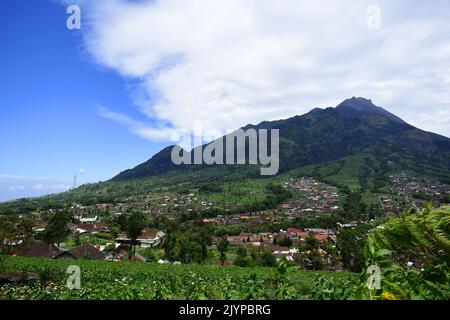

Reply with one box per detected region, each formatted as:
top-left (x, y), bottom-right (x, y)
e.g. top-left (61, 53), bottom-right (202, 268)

top-left (125, 212), bottom-right (146, 256)
top-left (218, 236), bottom-right (229, 265)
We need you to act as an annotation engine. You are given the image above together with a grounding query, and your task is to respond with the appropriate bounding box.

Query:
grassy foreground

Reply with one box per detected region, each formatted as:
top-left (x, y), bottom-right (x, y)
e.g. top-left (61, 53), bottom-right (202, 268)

top-left (0, 256), bottom-right (355, 300)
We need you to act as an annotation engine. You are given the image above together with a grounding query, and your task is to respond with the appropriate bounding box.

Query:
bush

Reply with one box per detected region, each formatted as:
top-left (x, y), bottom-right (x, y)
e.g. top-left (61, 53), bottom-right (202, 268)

top-left (234, 247), bottom-right (252, 267)
top-left (260, 251), bottom-right (277, 267)
top-left (140, 248), bottom-right (160, 263)
top-left (310, 275), bottom-right (358, 300)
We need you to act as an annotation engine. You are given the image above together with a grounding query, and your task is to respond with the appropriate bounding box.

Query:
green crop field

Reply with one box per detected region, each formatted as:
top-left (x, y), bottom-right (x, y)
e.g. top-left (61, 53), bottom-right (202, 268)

top-left (0, 256), bottom-right (356, 300)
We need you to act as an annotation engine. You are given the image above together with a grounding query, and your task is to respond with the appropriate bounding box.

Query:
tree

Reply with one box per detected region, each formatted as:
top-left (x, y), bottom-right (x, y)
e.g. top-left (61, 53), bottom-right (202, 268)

top-left (0, 217), bottom-right (15, 254)
top-left (17, 217), bottom-right (35, 240)
top-left (277, 236), bottom-right (292, 247)
top-left (43, 211), bottom-right (70, 247)
top-left (368, 202), bottom-right (383, 219)
top-left (115, 214), bottom-right (128, 231)
top-left (260, 251), bottom-right (276, 267)
top-left (341, 189), bottom-right (367, 219)
top-left (217, 236), bottom-right (229, 265)
top-left (125, 212), bottom-right (146, 255)
top-left (0, 217), bottom-right (15, 243)
top-left (235, 247), bottom-right (251, 267)
top-left (163, 233), bottom-right (177, 261)
top-left (163, 228), bottom-right (211, 264)
top-left (309, 250), bottom-right (324, 270)
top-left (305, 232), bottom-right (320, 250)
top-left (110, 226), bottom-right (120, 239)
top-left (336, 224), bottom-right (371, 272)
top-left (74, 232), bottom-right (82, 246)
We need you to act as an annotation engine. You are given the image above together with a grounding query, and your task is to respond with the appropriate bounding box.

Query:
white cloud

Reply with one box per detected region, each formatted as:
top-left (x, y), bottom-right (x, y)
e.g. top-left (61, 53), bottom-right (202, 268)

top-left (7, 184), bottom-right (71, 192)
top-left (0, 174), bottom-right (53, 180)
top-left (50, 184), bottom-right (72, 190)
top-left (98, 106), bottom-right (176, 140)
top-left (78, 0), bottom-right (450, 138)
top-left (1, 173), bottom-right (72, 194)
top-left (32, 184), bottom-right (45, 191)
top-left (9, 186), bottom-right (26, 191)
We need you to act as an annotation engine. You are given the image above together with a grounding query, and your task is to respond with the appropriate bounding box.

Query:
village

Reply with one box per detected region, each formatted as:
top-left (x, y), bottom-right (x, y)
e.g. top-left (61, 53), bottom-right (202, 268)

top-left (1, 174), bottom-right (449, 269)
top-left (8, 212), bottom-right (339, 267)
top-left (390, 172), bottom-right (450, 207)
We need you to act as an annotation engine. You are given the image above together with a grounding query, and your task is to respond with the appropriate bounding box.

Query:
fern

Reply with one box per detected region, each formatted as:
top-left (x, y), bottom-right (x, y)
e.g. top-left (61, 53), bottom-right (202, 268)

top-left (359, 205), bottom-right (450, 300)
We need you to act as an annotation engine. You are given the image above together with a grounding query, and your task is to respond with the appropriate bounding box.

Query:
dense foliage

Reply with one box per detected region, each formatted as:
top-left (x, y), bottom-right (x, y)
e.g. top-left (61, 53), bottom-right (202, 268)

top-left (336, 223), bottom-right (374, 273)
top-left (356, 206), bottom-right (450, 300)
top-left (163, 226), bottom-right (212, 263)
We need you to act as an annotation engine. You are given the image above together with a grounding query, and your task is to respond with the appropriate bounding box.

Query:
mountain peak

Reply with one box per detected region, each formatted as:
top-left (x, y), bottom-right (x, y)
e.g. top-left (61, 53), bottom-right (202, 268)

top-left (338, 97), bottom-right (375, 109)
top-left (336, 97), bottom-right (406, 124)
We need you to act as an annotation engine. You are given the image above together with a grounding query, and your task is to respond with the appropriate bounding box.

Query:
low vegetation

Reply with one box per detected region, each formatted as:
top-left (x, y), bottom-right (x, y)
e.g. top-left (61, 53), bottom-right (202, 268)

top-left (0, 256), bottom-right (355, 300)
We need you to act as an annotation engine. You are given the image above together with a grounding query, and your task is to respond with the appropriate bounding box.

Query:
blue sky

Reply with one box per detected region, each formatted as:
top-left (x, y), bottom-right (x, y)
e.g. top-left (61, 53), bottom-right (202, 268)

top-left (1, 0), bottom-right (449, 201)
top-left (0, 0), bottom-right (166, 201)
